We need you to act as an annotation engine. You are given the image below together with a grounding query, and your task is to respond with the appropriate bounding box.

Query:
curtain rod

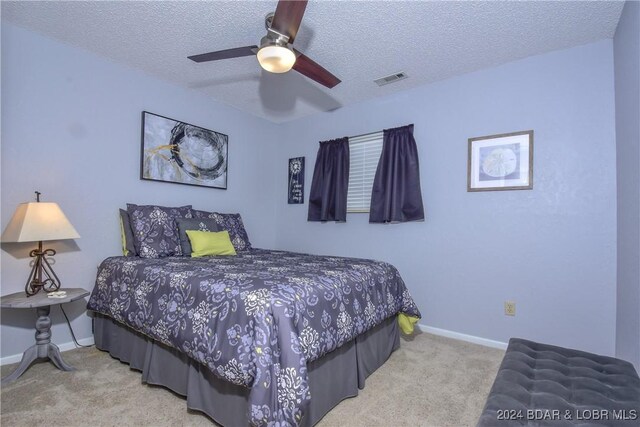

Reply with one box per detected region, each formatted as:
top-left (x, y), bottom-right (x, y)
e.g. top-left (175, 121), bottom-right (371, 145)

top-left (348, 123), bottom-right (414, 140)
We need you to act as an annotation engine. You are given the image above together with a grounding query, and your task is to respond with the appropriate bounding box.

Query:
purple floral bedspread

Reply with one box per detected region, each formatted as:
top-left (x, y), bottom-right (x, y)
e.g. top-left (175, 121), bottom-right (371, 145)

top-left (87, 249), bottom-right (421, 426)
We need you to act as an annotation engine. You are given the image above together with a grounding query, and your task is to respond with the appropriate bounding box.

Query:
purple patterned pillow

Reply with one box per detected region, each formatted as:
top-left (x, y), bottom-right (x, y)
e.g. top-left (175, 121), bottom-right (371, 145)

top-left (126, 204), bottom-right (193, 258)
top-left (192, 209), bottom-right (251, 251)
top-left (192, 209), bottom-right (216, 219)
top-left (211, 212), bottom-right (252, 252)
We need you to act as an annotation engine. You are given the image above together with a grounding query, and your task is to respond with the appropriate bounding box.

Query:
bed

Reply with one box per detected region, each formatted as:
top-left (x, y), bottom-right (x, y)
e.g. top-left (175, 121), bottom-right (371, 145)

top-left (87, 248), bottom-right (421, 426)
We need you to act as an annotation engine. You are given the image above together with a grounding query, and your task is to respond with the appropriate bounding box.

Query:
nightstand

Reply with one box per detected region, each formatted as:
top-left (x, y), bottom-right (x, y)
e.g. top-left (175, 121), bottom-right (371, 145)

top-left (1, 288), bottom-right (90, 385)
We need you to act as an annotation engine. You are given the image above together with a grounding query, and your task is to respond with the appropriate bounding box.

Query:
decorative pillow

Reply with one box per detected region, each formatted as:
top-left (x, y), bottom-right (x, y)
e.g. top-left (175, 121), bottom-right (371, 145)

top-left (192, 209), bottom-right (216, 219)
top-left (186, 230), bottom-right (236, 257)
top-left (119, 209), bottom-right (137, 257)
top-left (211, 212), bottom-right (252, 251)
top-left (126, 203), bottom-right (192, 258)
top-left (175, 218), bottom-right (219, 256)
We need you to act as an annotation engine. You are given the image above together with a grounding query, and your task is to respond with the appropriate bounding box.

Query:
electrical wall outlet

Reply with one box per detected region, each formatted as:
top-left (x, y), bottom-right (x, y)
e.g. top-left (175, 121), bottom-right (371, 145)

top-left (504, 301), bottom-right (516, 316)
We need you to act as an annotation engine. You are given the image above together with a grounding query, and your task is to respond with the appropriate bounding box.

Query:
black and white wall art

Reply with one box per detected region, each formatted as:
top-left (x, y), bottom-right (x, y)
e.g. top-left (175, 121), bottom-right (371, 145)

top-left (288, 157), bottom-right (305, 204)
top-left (140, 111), bottom-right (228, 189)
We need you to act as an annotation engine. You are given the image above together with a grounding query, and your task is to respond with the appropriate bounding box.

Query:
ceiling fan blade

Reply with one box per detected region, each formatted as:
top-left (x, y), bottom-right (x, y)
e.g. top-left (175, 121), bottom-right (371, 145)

top-left (188, 45), bottom-right (258, 63)
top-left (293, 50), bottom-right (341, 88)
top-left (270, 0), bottom-right (308, 43)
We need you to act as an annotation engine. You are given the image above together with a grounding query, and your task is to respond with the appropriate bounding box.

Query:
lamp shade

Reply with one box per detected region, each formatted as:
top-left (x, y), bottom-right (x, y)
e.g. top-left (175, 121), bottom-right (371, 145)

top-left (1, 202), bottom-right (80, 242)
top-left (257, 45), bottom-right (296, 73)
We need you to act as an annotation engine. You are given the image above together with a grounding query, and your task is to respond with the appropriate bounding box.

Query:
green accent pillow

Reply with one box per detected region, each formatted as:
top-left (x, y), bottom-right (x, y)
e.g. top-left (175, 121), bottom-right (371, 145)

top-left (119, 209), bottom-right (136, 257)
top-left (120, 216), bottom-right (129, 256)
top-left (176, 218), bottom-right (219, 256)
top-left (186, 230), bottom-right (237, 257)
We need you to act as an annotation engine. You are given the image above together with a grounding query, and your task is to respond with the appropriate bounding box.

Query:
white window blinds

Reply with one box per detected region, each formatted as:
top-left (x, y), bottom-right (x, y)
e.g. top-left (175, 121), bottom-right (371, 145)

top-left (347, 132), bottom-right (383, 213)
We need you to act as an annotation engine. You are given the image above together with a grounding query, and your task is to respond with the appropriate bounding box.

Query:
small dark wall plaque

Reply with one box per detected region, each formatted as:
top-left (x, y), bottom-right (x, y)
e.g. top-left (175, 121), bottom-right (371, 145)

top-left (288, 157), bottom-right (305, 204)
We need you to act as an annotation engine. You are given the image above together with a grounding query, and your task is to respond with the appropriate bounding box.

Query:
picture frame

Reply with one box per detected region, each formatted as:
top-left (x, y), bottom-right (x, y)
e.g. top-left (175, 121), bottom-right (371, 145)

top-left (140, 111), bottom-right (228, 189)
top-left (288, 157), bottom-right (305, 204)
top-left (468, 130), bottom-right (533, 192)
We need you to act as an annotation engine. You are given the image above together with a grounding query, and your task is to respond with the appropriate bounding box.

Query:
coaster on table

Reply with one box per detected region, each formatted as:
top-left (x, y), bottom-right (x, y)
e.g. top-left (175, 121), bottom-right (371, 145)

top-left (47, 291), bottom-right (67, 299)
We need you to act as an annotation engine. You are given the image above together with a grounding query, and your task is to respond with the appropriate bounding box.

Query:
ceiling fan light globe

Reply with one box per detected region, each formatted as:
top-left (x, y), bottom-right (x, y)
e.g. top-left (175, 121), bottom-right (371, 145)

top-left (257, 45), bottom-right (296, 73)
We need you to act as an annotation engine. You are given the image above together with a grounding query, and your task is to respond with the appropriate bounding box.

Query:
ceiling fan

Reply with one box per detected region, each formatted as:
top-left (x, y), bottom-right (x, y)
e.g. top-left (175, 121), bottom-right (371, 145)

top-left (188, 0), bottom-right (341, 89)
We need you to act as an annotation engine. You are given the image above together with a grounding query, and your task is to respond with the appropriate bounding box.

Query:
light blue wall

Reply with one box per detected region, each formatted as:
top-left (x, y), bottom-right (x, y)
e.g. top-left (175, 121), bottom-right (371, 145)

top-left (614, 0), bottom-right (640, 370)
top-left (275, 40), bottom-right (618, 356)
top-left (0, 24), bottom-right (623, 361)
top-left (0, 23), bottom-right (280, 359)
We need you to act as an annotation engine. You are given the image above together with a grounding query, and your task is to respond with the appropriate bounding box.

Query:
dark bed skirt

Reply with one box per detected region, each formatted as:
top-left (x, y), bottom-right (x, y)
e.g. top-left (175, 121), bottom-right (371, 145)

top-left (93, 314), bottom-right (400, 426)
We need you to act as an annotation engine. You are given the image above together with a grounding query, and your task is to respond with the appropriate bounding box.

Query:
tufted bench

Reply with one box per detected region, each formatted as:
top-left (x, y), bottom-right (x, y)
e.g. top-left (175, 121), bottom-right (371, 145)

top-left (478, 338), bottom-right (640, 426)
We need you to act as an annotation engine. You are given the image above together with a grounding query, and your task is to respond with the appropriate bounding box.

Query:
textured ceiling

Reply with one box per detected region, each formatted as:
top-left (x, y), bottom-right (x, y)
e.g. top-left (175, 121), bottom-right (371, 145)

top-left (2, 1), bottom-right (624, 123)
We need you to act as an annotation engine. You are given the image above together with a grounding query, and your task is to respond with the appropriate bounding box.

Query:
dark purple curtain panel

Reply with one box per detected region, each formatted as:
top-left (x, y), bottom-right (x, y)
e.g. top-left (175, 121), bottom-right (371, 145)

top-left (369, 125), bottom-right (425, 223)
top-left (308, 137), bottom-right (350, 222)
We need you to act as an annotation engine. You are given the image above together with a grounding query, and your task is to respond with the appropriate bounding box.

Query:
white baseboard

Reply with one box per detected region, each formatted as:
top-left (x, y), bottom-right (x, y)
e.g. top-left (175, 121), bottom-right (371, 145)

top-left (1, 337), bottom-right (95, 366)
top-left (418, 324), bottom-right (508, 350)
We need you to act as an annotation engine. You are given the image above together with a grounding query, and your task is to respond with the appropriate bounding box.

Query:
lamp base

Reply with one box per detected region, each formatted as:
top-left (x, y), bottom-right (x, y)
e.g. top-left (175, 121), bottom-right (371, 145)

top-left (25, 242), bottom-right (61, 297)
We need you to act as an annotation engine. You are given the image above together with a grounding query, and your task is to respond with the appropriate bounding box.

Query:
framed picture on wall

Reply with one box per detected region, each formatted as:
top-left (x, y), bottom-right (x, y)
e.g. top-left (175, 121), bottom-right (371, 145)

top-left (140, 111), bottom-right (228, 189)
top-left (288, 157), bottom-right (305, 204)
top-left (468, 130), bottom-right (533, 192)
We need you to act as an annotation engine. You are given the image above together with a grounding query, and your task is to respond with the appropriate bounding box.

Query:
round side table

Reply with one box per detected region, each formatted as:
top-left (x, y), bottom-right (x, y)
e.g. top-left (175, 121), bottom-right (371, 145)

top-left (1, 287), bottom-right (90, 385)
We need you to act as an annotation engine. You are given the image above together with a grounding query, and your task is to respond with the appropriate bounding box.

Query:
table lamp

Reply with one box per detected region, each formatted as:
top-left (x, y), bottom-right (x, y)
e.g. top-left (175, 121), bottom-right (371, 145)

top-left (1, 192), bottom-right (80, 296)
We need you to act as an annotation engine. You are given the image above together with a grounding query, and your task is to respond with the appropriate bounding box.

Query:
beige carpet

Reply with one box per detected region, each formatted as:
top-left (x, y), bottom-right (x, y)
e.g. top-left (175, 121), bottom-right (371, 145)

top-left (1, 332), bottom-right (503, 426)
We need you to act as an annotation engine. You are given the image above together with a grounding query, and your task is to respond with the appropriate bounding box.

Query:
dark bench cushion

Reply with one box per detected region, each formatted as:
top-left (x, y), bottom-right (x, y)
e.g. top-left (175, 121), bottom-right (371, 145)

top-left (478, 338), bottom-right (640, 426)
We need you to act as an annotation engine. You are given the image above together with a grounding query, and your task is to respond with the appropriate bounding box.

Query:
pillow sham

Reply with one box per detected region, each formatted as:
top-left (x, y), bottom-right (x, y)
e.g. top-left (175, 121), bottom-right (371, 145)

top-left (186, 230), bottom-right (236, 257)
top-left (211, 212), bottom-right (252, 252)
top-left (175, 218), bottom-right (219, 256)
top-left (126, 203), bottom-right (192, 258)
top-left (119, 209), bottom-right (137, 257)
top-left (192, 209), bottom-right (216, 219)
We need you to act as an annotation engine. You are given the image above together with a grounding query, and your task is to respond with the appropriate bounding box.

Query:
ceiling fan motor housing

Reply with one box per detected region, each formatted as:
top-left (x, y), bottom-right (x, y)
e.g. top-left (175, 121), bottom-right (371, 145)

top-left (262, 12), bottom-right (292, 50)
top-left (260, 30), bottom-right (290, 50)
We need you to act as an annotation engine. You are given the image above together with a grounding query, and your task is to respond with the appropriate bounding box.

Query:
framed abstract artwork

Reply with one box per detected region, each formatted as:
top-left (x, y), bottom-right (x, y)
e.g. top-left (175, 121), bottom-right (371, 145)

top-left (288, 157), bottom-right (305, 204)
top-left (468, 130), bottom-right (533, 192)
top-left (140, 111), bottom-right (228, 189)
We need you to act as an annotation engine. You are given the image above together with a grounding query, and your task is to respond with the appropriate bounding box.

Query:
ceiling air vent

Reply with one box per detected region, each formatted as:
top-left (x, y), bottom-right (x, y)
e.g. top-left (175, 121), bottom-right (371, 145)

top-left (374, 72), bottom-right (408, 87)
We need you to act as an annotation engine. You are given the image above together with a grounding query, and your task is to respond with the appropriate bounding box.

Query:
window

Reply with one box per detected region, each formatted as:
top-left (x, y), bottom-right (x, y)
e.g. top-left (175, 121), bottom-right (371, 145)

top-left (347, 132), bottom-right (383, 213)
